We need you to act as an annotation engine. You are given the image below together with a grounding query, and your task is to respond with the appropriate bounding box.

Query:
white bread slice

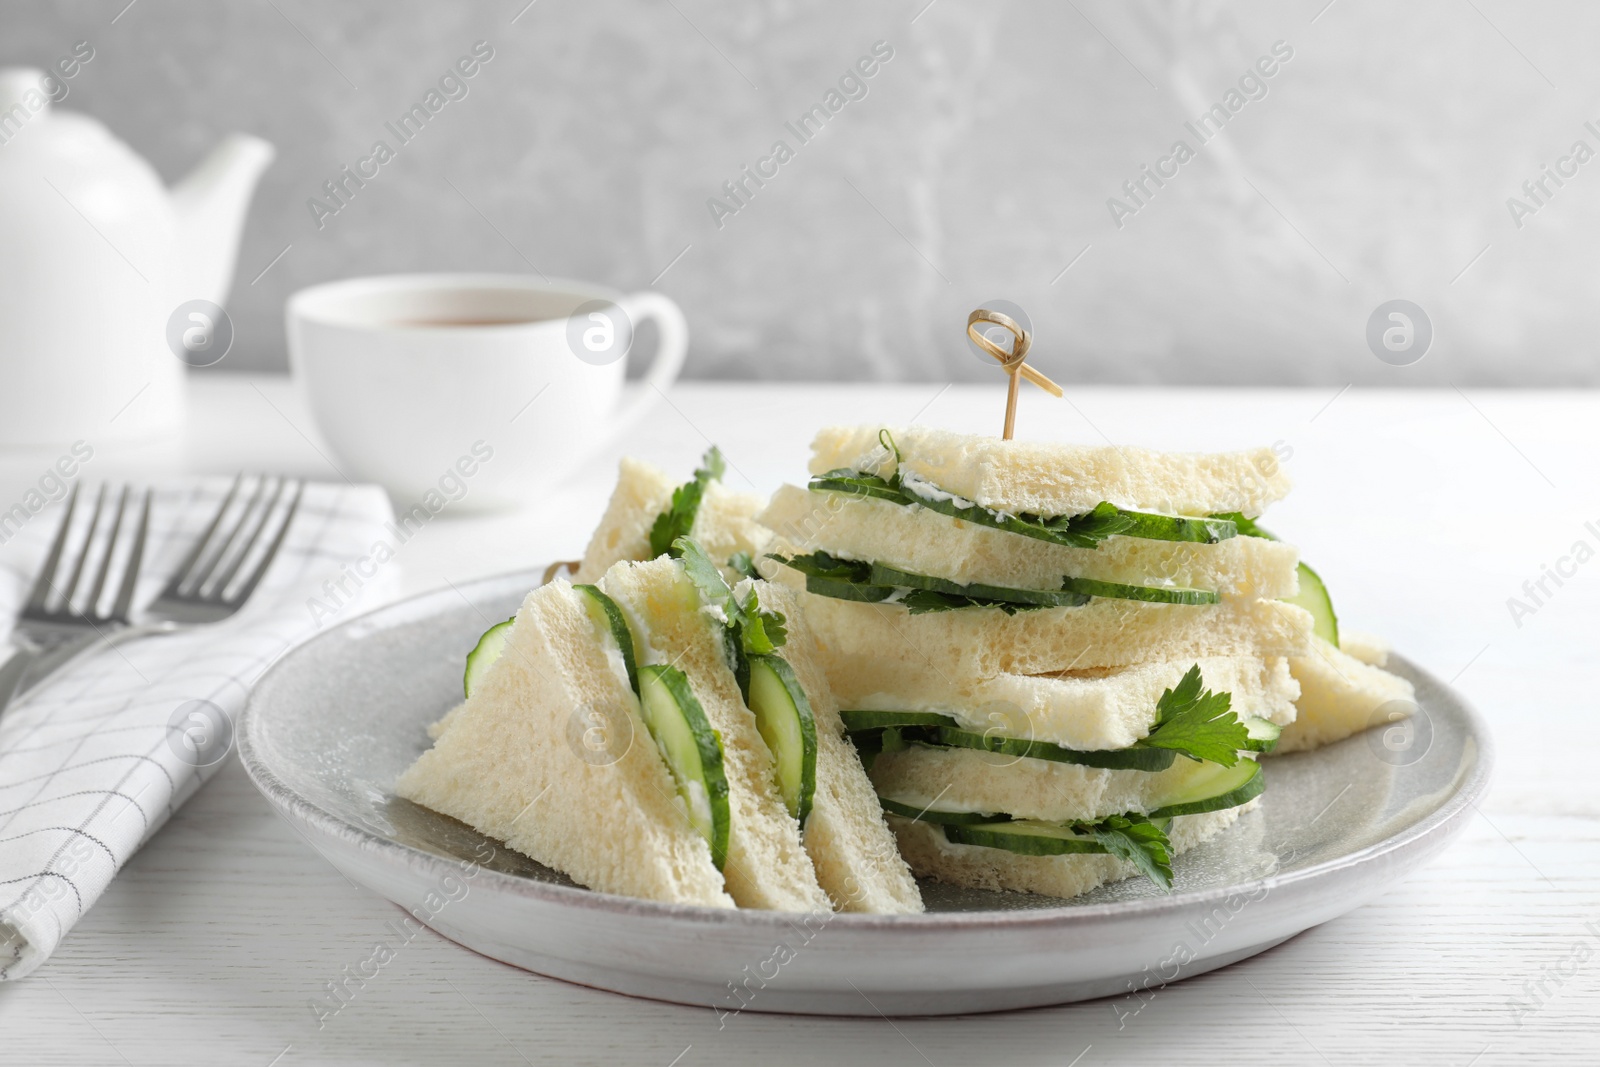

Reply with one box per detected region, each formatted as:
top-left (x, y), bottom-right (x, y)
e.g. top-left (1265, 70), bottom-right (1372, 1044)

top-left (574, 457), bottom-right (770, 583)
top-left (888, 801), bottom-right (1255, 900)
top-left (838, 656), bottom-right (1299, 750)
top-left (760, 484), bottom-right (1300, 600)
top-left (599, 558), bottom-right (831, 913)
top-left (1275, 638), bottom-right (1416, 753)
top-left (809, 425), bottom-right (1291, 518)
top-left (869, 744), bottom-right (1260, 822)
top-left (1338, 629), bottom-right (1390, 667)
top-left (395, 581), bottom-right (735, 908)
top-left (752, 582), bottom-right (923, 914)
top-left (779, 573), bottom-right (1314, 678)
top-left (425, 701), bottom-right (466, 740)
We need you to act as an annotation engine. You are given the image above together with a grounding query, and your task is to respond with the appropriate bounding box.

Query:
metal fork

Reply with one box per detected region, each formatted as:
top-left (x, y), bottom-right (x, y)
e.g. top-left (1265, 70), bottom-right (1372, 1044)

top-left (0, 474), bottom-right (305, 714)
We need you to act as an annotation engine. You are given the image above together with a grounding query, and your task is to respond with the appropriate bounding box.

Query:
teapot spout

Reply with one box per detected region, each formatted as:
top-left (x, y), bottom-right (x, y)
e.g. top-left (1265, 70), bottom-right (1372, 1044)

top-left (171, 134), bottom-right (275, 304)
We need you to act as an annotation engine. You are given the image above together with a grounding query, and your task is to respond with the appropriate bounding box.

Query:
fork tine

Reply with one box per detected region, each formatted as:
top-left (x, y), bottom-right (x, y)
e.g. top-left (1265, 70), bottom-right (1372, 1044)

top-left (160, 473), bottom-right (242, 598)
top-left (229, 479), bottom-right (303, 605)
top-left (83, 486), bottom-right (130, 618)
top-left (59, 484), bottom-right (107, 613)
top-left (185, 475), bottom-right (270, 597)
top-left (209, 476), bottom-right (288, 596)
top-left (110, 490), bottom-right (151, 623)
top-left (23, 483), bottom-right (81, 613)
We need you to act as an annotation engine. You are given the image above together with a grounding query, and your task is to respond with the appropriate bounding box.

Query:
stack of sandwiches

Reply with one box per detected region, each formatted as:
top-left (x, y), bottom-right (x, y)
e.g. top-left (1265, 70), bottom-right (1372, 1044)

top-left (755, 426), bottom-right (1414, 897)
top-left (398, 426), bottom-right (1416, 908)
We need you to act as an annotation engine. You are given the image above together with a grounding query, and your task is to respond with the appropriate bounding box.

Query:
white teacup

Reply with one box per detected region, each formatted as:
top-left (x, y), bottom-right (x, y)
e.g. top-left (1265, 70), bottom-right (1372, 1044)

top-left (286, 274), bottom-right (687, 511)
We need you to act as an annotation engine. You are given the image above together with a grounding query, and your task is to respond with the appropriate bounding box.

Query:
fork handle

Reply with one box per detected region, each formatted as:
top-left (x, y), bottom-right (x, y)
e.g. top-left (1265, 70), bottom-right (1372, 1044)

top-left (0, 621), bottom-right (189, 718)
top-left (0, 623), bottom-right (179, 715)
top-left (0, 645), bottom-right (39, 718)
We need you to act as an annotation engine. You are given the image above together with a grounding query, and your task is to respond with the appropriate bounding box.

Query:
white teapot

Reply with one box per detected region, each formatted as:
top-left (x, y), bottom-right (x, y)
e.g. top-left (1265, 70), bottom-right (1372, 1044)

top-left (0, 67), bottom-right (273, 444)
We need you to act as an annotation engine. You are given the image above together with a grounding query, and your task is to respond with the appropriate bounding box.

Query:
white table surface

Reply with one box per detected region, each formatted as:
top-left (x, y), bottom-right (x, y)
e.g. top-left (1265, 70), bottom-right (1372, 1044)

top-left (2, 374), bottom-right (1596, 1066)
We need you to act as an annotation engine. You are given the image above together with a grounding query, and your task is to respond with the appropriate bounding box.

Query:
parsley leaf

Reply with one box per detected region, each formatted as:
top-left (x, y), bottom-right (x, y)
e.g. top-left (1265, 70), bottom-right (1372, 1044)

top-left (727, 551), bottom-right (760, 580)
top-left (1042, 501), bottom-right (1138, 546)
top-left (809, 469), bottom-right (907, 504)
top-left (1077, 813), bottom-right (1174, 890)
top-left (648, 446), bottom-right (726, 558)
top-left (1136, 665), bottom-right (1248, 766)
top-left (676, 536), bottom-right (786, 656)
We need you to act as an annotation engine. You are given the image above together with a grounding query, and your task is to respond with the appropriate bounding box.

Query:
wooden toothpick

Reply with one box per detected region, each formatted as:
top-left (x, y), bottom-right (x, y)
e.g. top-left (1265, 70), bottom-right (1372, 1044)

top-left (966, 308), bottom-right (1062, 439)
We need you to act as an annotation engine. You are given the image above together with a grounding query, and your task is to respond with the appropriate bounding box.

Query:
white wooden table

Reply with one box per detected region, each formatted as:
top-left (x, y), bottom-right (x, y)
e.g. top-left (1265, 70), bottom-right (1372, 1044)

top-left (2, 375), bottom-right (1596, 1066)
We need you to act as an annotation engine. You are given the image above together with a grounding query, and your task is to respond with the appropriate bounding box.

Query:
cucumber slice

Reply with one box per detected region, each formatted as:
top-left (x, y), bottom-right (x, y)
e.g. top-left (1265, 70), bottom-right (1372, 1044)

top-left (812, 469), bottom-right (1237, 548)
top-left (1057, 575), bottom-right (1219, 606)
top-left (463, 617), bottom-right (514, 698)
top-left (878, 795), bottom-right (1005, 825)
top-left (1147, 759), bottom-right (1263, 818)
top-left (942, 815), bottom-right (1177, 888)
top-left (935, 726), bottom-right (1178, 771)
top-left (744, 655), bottom-right (818, 826)
top-left (868, 563), bottom-right (1091, 609)
top-left (637, 664), bottom-right (732, 869)
top-left (1284, 562), bottom-right (1339, 647)
top-left (963, 581), bottom-right (1092, 608)
top-left (881, 757), bottom-right (1263, 827)
top-left (573, 584), bottom-right (640, 694)
top-left (868, 560), bottom-right (1210, 609)
top-left (943, 819), bottom-right (1110, 856)
top-left (803, 573), bottom-right (896, 603)
top-left (1241, 716), bottom-right (1281, 753)
top-left (1113, 510), bottom-right (1237, 544)
top-left (840, 709), bottom-right (961, 732)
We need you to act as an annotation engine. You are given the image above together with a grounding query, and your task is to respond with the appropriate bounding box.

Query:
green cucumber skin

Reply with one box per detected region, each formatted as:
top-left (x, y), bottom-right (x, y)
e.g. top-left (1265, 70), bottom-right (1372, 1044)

top-left (1147, 760), bottom-right (1264, 818)
top-left (1242, 716), bottom-right (1282, 753)
top-left (1115, 510), bottom-right (1237, 544)
top-left (941, 821), bottom-right (1109, 857)
top-left (573, 584), bottom-right (641, 694)
top-left (963, 582), bottom-right (1091, 608)
top-left (1057, 575), bottom-right (1219, 606)
top-left (880, 758), bottom-right (1263, 829)
top-left (803, 556), bottom-right (1211, 611)
top-left (463, 617), bottom-right (514, 698)
top-left (1285, 562), bottom-right (1340, 647)
top-left (637, 665), bottom-right (732, 870)
top-left (867, 562), bottom-right (1089, 608)
top-left (803, 574), bottom-right (895, 603)
top-left (840, 709), bottom-right (961, 732)
top-left (878, 796), bottom-right (1005, 825)
top-left (810, 478), bottom-right (1238, 547)
top-left (935, 726), bottom-right (1178, 772)
top-left (745, 655), bottom-right (819, 828)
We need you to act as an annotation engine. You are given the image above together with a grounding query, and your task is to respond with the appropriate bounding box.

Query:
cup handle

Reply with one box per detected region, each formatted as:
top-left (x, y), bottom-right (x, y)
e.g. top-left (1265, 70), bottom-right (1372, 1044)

top-left (609, 290), bottom-right (688, 430)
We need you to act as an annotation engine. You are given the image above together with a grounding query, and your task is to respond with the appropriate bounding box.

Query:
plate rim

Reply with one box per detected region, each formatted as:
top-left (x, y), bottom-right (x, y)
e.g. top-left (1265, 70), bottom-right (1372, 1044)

top-left (239, 566), bottom-right (1495, 933)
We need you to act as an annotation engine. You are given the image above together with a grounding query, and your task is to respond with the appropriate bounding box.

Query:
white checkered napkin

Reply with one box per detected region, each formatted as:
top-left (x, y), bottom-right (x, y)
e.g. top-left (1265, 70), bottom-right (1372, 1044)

top-left (0, 478), bottom-right (397, 980)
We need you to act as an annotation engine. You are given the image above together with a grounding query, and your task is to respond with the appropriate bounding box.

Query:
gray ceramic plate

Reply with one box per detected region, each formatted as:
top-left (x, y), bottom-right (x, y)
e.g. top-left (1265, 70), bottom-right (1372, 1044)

top-left (239, 568), bottom-right (1491, 1016)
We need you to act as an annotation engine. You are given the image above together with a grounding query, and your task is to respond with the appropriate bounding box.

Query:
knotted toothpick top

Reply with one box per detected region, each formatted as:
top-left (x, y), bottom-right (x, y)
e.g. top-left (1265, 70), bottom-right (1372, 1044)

top-left (966, 307), bottom-right (1062, 440)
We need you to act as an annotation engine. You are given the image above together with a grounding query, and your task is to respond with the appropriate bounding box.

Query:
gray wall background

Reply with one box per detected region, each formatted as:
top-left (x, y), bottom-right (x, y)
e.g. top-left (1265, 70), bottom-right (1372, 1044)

top-left (3, 0), bottom-right (1598, 385)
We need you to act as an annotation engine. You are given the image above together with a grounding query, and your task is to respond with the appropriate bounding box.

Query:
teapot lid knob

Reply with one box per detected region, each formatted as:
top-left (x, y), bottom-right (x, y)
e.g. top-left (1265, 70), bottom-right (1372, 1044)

top-left (0, 68), bottom-right (51, 119)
